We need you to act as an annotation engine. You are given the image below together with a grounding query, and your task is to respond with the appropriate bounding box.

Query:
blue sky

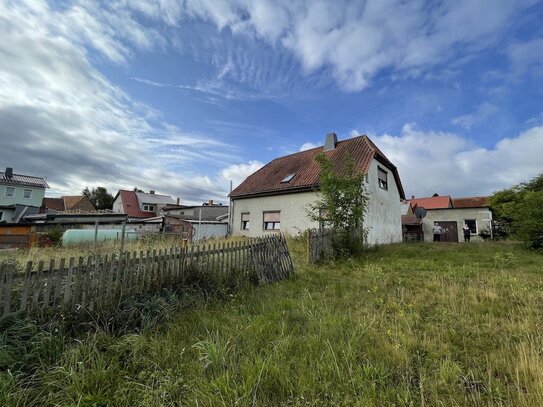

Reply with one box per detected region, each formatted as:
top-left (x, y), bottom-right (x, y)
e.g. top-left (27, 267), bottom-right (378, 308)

top-left (1, 0), bottom-right (543, 204)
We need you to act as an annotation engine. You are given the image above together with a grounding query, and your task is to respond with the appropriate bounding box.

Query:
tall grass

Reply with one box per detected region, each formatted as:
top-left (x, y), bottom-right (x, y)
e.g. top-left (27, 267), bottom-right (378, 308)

top-left (2, 241), bottom-right (543, 406)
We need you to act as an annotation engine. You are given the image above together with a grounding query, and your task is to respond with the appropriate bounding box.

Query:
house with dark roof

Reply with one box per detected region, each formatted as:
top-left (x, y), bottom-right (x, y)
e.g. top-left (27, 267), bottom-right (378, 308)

top-left (0, 167), bottom-right (49, 223)
top-left (408, 195), bottom-right (492, 242)
top-left (229, 133), bottom-right (406, 245)
top-left (112, 190), bottom-right (176, 219)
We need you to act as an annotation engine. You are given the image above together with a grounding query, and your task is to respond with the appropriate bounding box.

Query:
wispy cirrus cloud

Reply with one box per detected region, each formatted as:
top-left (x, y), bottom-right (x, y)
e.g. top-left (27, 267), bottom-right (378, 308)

top-left (451, 102), bottom-right (499, 130)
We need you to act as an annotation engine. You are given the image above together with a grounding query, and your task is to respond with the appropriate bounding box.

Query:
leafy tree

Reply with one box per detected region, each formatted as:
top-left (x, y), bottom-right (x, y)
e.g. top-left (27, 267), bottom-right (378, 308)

top-left (82, 186), bottom-right (115, 210)
top-left (489, 173), bottom-right (543, 249)
top-left (307, 152), bottom-right (369, 255)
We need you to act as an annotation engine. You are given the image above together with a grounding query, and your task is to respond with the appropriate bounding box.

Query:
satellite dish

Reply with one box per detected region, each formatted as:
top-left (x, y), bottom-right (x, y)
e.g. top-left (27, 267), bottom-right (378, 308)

top-left (415, 207), bottom-right (427, 219)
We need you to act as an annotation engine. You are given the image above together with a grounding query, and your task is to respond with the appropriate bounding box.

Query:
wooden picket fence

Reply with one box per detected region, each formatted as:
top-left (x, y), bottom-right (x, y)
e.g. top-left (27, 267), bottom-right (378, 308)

top-left (307, 228), bottom-right (335, 263)
top-left (0, 234), bottom-right (293, 318)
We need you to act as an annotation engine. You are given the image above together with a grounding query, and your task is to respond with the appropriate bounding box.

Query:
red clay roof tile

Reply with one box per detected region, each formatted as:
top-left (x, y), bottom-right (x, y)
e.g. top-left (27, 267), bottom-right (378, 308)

top-left (409, 196), bottom-right (452, 210)
top-left (119, 190), bottom-right (155, 218)
top-left (230, 135), bottom-right (405, 199)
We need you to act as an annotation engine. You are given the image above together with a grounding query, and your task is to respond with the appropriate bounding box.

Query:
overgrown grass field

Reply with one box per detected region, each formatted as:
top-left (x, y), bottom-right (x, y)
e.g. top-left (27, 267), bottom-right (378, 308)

top-left (1, 241), bottom-right (543, 406)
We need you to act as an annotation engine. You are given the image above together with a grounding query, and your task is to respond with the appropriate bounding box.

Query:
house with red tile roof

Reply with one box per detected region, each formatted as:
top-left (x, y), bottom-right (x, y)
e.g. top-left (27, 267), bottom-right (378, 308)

top-left (229, 133), bottom-right (406, 245)
top-left (42, 195), bottom-right (95, 213)
top-left (112, 190), bottom-right (175, 219)
top-left (407, 195), bottom-right (491, 242)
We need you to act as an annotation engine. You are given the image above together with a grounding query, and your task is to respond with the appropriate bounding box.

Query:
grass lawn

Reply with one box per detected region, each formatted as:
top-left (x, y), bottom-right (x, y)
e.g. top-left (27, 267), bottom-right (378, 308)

top-left (2, 241), bottom-right (543, 406)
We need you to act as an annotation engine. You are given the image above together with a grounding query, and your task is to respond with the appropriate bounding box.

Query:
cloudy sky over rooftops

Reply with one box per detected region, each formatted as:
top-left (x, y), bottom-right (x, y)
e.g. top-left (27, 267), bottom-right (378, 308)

top-left (1, 0), bottom-right (542, 204)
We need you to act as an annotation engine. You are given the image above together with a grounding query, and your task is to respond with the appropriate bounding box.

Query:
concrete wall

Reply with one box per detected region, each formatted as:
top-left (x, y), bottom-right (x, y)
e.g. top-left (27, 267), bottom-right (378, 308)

top-left (192, 223), bottom-right (228, 241)
top-left (231, 158), bottom-right (402, 245)
top-left (231, 191), bottom-right (319, 237)
top-left (422, 207), bottom-right (492, 242)
top-left (364, 159), bottom-right (403, 245)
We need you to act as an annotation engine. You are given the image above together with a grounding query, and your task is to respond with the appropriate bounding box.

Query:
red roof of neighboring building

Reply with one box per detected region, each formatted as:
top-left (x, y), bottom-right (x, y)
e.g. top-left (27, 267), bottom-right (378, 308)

top-left (230, 135), bottom-right (405, 199)
top-left (409, 196), bottom-right (452, 210)
top-left (118, 190), bottom-right (155, 218)
top-left (452, 196), bottom-right (490, 208)
top-left (42, 197), bottom-right (65, 211)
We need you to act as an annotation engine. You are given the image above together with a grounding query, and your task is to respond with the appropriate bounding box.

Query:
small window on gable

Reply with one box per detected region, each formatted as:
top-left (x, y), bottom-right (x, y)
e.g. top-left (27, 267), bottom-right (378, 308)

top-left (263, 211), bottom-right (280, 230)
top-left (5, 187), bottom-right (15, 197)
top-left (378, 167), bottom-right (388, 190)
top-left (241, 212), bottom-right (250, 230)
top-left (143, 204), bottom-right (155, 212)
top-left (281, 173), bottom-right (296, 183)
top-left (23, 189), bottom-right (32, 199)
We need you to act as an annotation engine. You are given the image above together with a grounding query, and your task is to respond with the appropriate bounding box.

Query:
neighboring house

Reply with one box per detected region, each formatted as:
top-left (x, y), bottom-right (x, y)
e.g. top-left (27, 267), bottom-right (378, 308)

top-left (229, 133), bottom-right (406, 245)
top-left (113, 190), bottom-right (176, 219)
top-left (161, 200), bottom-right (228, 221)
top-left (0, 167), bottom-right (49, 223)
top-left (42, 195), bottom-right (95, 213)
top-left (409, 195), bottom-right (492, 242)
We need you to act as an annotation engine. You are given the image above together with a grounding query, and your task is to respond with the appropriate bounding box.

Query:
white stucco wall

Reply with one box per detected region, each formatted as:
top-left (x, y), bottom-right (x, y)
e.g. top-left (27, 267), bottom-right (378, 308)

top-left (422, 208), bottom-right (492, 242)
top-left (363, 159), bottom-right (403, 245)
top-left (231, 158), bottom-right (402, 245)
top-left (231, 191), bottom-right (320, 237)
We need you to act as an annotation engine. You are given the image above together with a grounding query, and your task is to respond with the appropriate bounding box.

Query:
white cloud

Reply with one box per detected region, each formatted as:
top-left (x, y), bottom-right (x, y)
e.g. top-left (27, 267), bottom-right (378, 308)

top-left (451, 102), bottom-right (499, 130)
top-left (508, 37), bottom-right (543, 78)
top-left (0, 0), bottom-right (237, 205)
top-left (371, 123), bottom-right (543, 197)
top-left (219, 161), bottom-right (264, 189)
top-left (299, 142), bottom-right (318, 151)
top-left (177, 0), bottom-right (529, 91)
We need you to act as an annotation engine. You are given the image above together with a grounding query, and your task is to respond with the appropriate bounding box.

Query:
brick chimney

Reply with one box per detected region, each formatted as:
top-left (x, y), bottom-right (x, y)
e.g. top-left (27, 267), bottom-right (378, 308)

top-left (5, 167), bottom-right (13, 178)
top-left (208, 199), bottom-right (214, 206)
top-left (176, 197), bottom-right (180, 205)
top-left (324, 132), bottom-right (338, 151)
top-left (149, 190), bottom-right (155, 195)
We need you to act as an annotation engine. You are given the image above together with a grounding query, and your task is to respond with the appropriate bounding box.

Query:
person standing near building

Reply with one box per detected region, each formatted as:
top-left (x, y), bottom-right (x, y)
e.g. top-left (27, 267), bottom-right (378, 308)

top-left (463, 224), bottom-right (471, 242)
top-left (432, 222), bottom-right (443, 242)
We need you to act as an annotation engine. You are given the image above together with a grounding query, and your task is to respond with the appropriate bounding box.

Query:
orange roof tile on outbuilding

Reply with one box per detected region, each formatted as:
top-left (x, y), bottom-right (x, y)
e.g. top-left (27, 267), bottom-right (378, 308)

top-left (409, 196), bottom-right (452, 210)
top-left (230, 135), bottom-right (405, 199)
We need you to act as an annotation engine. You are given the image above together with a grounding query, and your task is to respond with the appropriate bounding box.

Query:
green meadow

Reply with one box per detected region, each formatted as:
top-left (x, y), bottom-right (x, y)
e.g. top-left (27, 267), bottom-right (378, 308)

top-left (1, 240), bottom-right (543, 406)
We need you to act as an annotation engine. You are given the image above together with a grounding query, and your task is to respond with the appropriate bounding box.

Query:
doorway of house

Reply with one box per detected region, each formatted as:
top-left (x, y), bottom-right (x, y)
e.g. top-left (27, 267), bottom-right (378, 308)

top-left (438, 221), bottom-right (458, 242)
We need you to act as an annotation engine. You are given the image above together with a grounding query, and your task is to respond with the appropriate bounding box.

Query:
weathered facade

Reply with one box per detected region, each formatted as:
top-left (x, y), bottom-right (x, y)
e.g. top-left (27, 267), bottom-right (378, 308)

top-left (230, 134), bottom-right (405, 245)
top-left (0, 167), bottom-right (49, 223)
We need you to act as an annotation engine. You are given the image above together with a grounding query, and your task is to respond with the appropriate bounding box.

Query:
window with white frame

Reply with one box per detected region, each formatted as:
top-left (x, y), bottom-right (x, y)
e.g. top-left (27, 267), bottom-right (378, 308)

top-left (464, 219), bottom-right (477, 234)
top-left (263, 211), bottom-right (280, 230)
top-left (378, 167), bottom-right (388, 190)
top-left (241, 212), bottom-right (250, 230)
top-left (5, 187), bottom-right (15, 197)
top-left (23, 189), bottom-right (32, 199)
top-left (143, 204), bottom-right (155, 211)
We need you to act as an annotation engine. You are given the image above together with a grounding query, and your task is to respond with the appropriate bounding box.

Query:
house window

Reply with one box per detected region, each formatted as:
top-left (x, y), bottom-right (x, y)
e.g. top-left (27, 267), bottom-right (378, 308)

top-left (23, 189), bottom-right (32, 199)
top-left (281, 173), bottom-right (296, 183)
top-left (143, 205), bottom-right (155, 211)
top-left (378, 167), bottom-right (388, 190)
top-left (263, 211), bottom-right (280, 230)
top-left (464, 219), bottom-right (477, 234)
top-left (241, 212), bottom-right (250, 230)
top-left (5, 187), bottom-right (15, 197)
top-left (0, 211), bottom-right (3, 221)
